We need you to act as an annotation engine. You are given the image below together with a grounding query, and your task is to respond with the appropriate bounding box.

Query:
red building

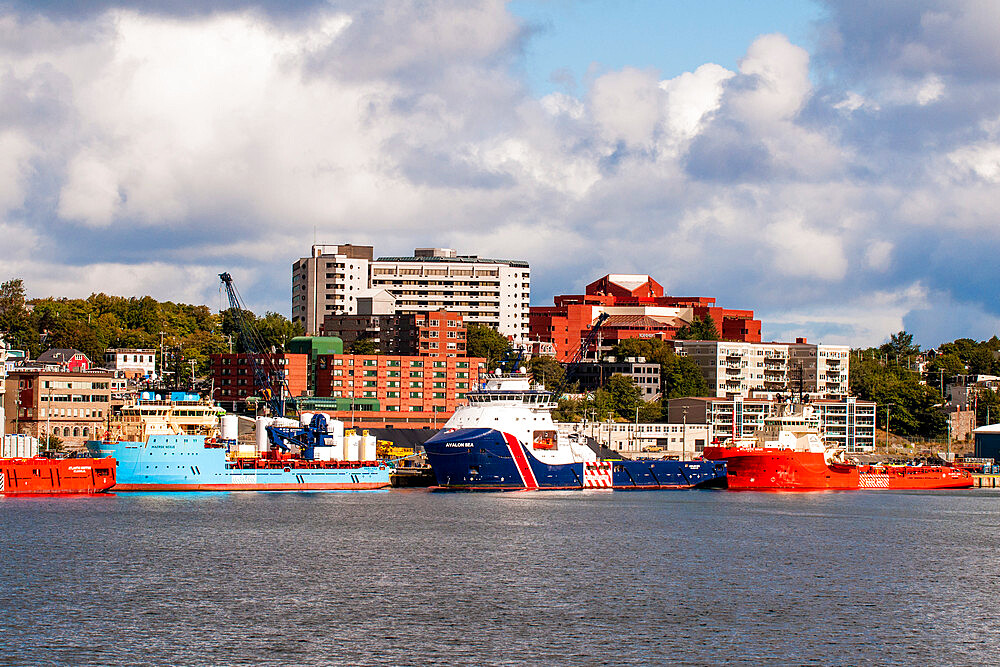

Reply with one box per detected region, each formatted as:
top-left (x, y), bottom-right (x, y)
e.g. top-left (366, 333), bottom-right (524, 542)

top-left (211, 353), bottom-right (310, 412)
top-left (310, 354), bottom-right (485, 429)
top-left (36, 348), bottom-right (92, 372)
top-left (529, 274), bottom-right (761, 362)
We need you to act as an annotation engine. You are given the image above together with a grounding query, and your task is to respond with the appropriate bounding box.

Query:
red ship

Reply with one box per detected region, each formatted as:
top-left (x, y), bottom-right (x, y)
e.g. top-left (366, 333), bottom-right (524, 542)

top-left (0, 457), bottom-right (117, 495)
top-left (703, 408), bottom-right (974, 491)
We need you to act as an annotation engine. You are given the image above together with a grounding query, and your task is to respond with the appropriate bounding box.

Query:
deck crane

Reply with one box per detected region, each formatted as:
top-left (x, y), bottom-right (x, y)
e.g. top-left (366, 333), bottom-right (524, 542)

top-left (551, 311), bottom-right (610, 399)
top-left (218, 272), bottom-right (292, 418)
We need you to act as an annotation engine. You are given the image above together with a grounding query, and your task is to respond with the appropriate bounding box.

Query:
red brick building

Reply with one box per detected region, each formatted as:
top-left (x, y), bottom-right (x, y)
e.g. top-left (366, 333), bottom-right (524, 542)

top-left (211, 353), bottom-right (310, 412)
top-left (529, 274), bottom-right (762, 362)
top-left (310, 354), bottom-right (485, 428)
top-left (323, 308), bottom-right (468, 356)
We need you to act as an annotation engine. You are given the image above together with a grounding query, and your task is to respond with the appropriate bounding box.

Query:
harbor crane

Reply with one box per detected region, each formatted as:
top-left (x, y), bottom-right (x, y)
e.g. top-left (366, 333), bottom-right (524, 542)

top-left (218, 272), bottom-right (292, 418)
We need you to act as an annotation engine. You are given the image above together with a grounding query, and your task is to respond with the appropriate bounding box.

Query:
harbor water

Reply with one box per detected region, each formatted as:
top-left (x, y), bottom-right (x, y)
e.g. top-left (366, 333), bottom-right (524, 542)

top-left (2, 489), bottom-right (999, 666)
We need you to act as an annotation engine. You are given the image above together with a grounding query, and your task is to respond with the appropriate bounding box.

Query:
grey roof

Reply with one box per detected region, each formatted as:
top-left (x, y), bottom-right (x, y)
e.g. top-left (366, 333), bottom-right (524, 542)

top-left (37, 348), bottom-right (89, 362)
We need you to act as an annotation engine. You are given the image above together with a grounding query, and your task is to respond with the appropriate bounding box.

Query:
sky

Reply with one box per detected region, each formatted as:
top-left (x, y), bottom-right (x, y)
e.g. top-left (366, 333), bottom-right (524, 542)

top-left (1, 0), bottom-right (999, 349)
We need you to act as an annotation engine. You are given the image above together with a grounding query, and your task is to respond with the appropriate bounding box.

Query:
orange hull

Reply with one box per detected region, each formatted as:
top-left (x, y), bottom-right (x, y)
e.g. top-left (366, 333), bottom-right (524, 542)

top-left (714, 448), bottom-right (974, 491)
top-left (1, 457), bottom-right (117, 495)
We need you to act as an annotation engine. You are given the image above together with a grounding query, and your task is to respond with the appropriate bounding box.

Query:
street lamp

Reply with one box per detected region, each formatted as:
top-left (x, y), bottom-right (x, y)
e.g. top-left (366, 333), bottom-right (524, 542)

top-left (682, 408), bottom-right (688, 460)
top-left (884, 403), bottom-right (895, 455)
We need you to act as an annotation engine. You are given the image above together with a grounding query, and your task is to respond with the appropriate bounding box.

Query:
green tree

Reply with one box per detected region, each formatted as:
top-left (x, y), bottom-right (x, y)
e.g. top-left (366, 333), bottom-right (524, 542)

top-left (603, 373), bottom-right (642, 421)
top-left (661, 352), bottom-right (709, 399)
top-left (351, 337), bottom-right (379, 355)
top-left (529, 355), bottom-right (564, 391)
top-left (674, 315), bottom-right (720, 341)
top-left (851, 357), bottom-right (946, 438)
top-left (880, 330), bottom-right (919, 358)
top-left (465, 323), bottom-right (511, 368)
top-left (975, 388), bottom-right (1000, 427)
top-left (925, 353), bottom-right (966, 394)
top-left (0, 278), bottom-right (35, 351)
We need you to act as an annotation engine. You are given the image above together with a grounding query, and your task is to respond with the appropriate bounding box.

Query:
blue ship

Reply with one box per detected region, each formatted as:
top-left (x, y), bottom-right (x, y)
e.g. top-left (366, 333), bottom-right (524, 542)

top-left (422, 373), bottom-right (726, 491)
top-left (86, 398), bottom-right (390, 491)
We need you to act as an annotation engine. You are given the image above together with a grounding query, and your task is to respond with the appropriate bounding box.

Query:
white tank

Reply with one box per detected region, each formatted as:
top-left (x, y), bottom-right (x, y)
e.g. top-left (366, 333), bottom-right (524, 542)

top-left (327, 419), bottom-right (344, 444)
top-left (361, 434), bottom-right (377, 461)
top-left (344, 433), bottom-right (361, 462)
top-left (255, 417), bottom-right (273, 452)
top-left (299, 411), bottom-right (314, 427)
top-left (220, 415), bottom-right (239, 441)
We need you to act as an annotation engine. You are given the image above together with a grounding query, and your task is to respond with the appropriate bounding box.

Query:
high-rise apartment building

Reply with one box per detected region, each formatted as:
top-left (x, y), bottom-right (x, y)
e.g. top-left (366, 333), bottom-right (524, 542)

top-left (672, 339), bottom-right (850, 400)
top-left (292, 245), bottom-right (530, 342)
top-left (291, 244), bottom-right (374, 335)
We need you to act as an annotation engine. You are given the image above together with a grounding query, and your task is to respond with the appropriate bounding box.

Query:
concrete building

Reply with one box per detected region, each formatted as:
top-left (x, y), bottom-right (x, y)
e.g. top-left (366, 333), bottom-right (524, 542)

top-left (573, 357), bottom-right (662, 401)
top-left (104, 348), bottom-right (157, 379)
top-left (672, 339), bottom-right (850, 400)
top-left (557, 420), bottom-right (710, 456)
top-left (370, 248), bottom-right (530, 342)
top-left (291, 244), bottom-right (374, 335)
top-left (292, 245), bottom-right (531, 342)
top-left (310, 353), bottom-right (485, 429)
top-left (321, 309), bottom-right (468, 357)
top-left (529, 274), bottom-right (761, 362)
top-left (667, 396), bottom-right (876, 453)
top-left (3, 369), bottom-right (115, 450)
top-left (210, 353), bottom-right (310, 413)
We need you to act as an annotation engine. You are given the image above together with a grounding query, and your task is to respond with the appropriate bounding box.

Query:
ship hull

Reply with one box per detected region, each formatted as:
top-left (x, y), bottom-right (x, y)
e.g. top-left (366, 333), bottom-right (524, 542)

top-left (717, 449), bottom-right (974, 491)
top-left (86, 436), bottom-right (391, 491)
top-left (423, 427), bottom-right (726, 491)
top-left (1, 457), bottom-right (117, 495)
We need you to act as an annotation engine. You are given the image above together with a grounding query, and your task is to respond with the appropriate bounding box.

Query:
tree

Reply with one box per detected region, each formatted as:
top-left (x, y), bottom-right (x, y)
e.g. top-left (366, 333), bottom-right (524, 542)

top-left (674, 316), bottom-right (720, 341)
top-left (603, 373), bottom-right (642, 421)
top-left (0, 278), bottom-right (35, 351)
top-left (880, 330), bottom-right (919, 358)
top-left (661, 353), bottom-right (709, 399)
top-left (975, 388), bottom-right (1000, 427)
top-left (851, 357), bottom-right (946, 438)
top-left (529, 355), bottom-right (564, 391)
top-left (351, 338), bottom-right (379, 355)
top-left (465, 323), bottom-right (511, 368)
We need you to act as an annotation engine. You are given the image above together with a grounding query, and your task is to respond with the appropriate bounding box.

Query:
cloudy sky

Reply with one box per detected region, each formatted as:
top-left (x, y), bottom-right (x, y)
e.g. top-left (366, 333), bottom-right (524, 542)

top-left (1, 0), bottom-right (998, 348)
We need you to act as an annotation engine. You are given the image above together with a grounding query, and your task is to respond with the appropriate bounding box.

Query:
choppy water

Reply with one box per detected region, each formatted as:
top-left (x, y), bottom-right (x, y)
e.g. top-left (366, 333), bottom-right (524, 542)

top-left (2, 488), bottom-right (999, 666)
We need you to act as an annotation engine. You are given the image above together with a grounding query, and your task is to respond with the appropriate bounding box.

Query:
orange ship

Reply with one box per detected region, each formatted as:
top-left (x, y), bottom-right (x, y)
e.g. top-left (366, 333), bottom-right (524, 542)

top-left (703, 407), bottom-right (974, 491)
top-left (0, 457), bottom-right (117, 495)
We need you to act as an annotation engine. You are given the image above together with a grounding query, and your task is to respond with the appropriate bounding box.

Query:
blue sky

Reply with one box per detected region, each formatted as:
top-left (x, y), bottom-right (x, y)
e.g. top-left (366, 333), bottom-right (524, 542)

top-left (509, 0), bottom-right (826, 95)
top-left (1, 0), bottom-right (999, 349)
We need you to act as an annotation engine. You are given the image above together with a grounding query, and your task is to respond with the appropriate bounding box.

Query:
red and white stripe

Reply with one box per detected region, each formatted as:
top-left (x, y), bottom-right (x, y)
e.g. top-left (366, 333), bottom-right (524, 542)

top-left (502, 432), bottom-right (538, 490)
top-left (859, 473), bottom-right (890, 488)
top-left (583, 461), bottom-right (613, 488)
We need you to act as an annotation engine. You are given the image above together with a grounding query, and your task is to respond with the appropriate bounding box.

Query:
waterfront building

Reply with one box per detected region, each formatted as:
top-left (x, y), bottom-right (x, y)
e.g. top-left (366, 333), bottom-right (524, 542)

top-left (104, 348), bottom-right (157, 379)
top-left (0, 338), bottom-right (7, 434)
top-left (666, 396), bottom-right (876, 453)
top-left (210, 353), bottom-right (310, 413)
top-left (528, 274), bottom-right (761, 362)
top-left (2, 369), bottom-right (115, 450)
top-left (292, 244), bottom-right (531, 343)
top-left (309, 353), bottom-right (485, 429)
top-left (572, 357), bottom-right (662, 401)
top-left (672, 339), bottom-right (850, 400)
top-left (556, 420), bottom-right (710, 456)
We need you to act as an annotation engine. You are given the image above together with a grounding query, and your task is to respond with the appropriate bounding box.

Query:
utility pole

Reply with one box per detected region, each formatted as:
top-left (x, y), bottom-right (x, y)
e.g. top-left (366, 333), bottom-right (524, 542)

top-left (682, 408), bottom-right (688, 460)
top-left (884, 403), bottom-right (894, 454)
top-left (634, 405), bottom-right (639, 453)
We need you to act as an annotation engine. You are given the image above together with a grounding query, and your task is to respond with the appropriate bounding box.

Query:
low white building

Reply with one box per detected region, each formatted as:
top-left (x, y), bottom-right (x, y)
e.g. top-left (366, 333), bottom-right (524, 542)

top-left (104, 349), bottom-right (157, 378)
top-left (557, 421), bottom-right (711, 457)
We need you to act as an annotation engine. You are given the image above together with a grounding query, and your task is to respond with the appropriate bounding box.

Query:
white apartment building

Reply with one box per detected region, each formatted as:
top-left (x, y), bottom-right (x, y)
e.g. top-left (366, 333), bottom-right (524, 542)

top-left (672, 339), bottom-right (850, 400)
top-left (371, 248), bottom-right (530, 342)
top-left (104, 348), bottom-right (157, 378)
top-left (667, 396), bottom-right (876, 454)
top-left (292, 245), bottom-right (531, 342)
top-left (292, 244), bottom-right (374, 335)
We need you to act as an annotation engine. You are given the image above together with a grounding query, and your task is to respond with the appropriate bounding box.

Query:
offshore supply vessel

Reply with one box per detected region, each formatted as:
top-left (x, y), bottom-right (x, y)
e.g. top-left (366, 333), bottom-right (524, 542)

top-left (1, 456), bottom-right (117, 495)
top-left (422, 370), bottom-right (725, 490)
top-left (85, 395), bottom-right (390, 491)
top-left (703, 406), bottom-right (974, 491)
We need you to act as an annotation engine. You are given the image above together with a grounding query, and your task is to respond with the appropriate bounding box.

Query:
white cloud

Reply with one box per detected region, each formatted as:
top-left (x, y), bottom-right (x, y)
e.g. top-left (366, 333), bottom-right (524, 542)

top-left (0, 130), bottom-right (35, 215)
top-left (588, 67), bottom-right (663, 146)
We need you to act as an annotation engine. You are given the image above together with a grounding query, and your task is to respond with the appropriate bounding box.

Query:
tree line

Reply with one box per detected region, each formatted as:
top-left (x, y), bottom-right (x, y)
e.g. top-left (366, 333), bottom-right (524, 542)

top-left (0, 278), bottom-right (301, 380)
